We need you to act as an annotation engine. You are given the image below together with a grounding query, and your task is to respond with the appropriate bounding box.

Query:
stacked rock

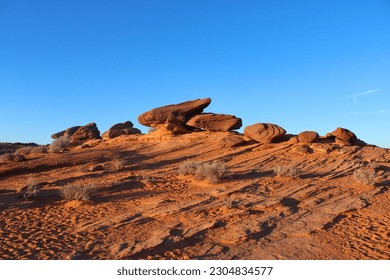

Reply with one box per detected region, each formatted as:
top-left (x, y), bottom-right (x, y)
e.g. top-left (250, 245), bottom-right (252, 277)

top-left (137, 98), bottom-right (242, 133)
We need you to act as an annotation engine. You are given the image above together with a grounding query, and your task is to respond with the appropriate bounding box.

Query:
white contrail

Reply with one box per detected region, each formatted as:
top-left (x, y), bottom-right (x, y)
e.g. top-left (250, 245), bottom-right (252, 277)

top-left (346, 88), bottom-right (381, 102)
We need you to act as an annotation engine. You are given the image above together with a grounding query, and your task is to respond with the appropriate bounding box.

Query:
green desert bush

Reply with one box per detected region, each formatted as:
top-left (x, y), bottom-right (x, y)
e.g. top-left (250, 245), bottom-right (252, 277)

top-left (353, 168), bottom-right (376, 186)
top-left (179, 161), bottom-right (227, 183)
top-left (49, 136), bottom-right (70, 153)
top-left (273, 164), bottom-right (300, 178)
top-left (60, 184), bottom-right (94, 201)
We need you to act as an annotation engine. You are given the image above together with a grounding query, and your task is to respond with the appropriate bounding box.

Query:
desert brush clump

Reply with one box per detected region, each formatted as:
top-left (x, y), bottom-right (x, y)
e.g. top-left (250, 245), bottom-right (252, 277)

top-left (59, 184), bottom-right (94, 201)
top-left (0, 153), bottom-right (14, 163)
top-left (353, 168), bottom-right (377, 186)
top-left (14, 145), bottom-right (46, 156)
top-left (18, 179), bottom-right (43, 201)
top-left (273, 164), bottom-right (300, 178)
top-left (179, 161), bottom-right (227, 183)
top-left (49, 136), bottom-right (70, 153)
top-left (178, 161), bottom-right (202, 176)
top-left (113, 158), bottom-right (126, 171)
top-left (0, 153), bottom-right (25, 163)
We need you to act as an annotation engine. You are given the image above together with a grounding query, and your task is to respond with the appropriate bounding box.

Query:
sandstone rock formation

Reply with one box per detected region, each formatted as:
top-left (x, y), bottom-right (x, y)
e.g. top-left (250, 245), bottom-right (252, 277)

top-left (51, 126), bottom-right (81, 139)
top-left (138, 98), bottom-right (211, 133)
top-left (186, 113), bottom-right (242, 131)
top-left (298, 131), bottom-right (319, 143)
top-left (102, 121), bottom-right (141, 140)
top-left (288, 136), bottom-right (299, 144)
top-left (219, 135), bottom-right (247, 148)
top-left (51, 123), bottom-right (101, 144)
top-left (244, 123), bottom-right (286, 144)
top-left (331, 127), bottom-right (357, 145)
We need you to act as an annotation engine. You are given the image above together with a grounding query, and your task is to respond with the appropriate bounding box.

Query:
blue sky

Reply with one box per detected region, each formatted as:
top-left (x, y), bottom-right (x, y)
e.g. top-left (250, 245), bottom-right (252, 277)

top-left (0, 0), bottom-right (389, 147)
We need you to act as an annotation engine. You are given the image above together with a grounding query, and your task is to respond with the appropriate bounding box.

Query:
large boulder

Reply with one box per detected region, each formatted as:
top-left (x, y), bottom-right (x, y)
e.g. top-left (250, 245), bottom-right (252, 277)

top-left (137, 98), bottom-right (211, 133)
top-left (298, 131), bottom-right (319, 143)
top-left (102, 121), bottom-right (141, 140)
top-left (244, 123), bottom-right (286, 144)
top-left (70, 123), bottom-right (101, 144)
top-left (331, 127), bottom-right (357, 145)
top-left (186, 113), bottom-right (242, 131)
top-left (51, 126), bottom-right (81, 139)
top-left (51, 123), bottom-right (101, 144)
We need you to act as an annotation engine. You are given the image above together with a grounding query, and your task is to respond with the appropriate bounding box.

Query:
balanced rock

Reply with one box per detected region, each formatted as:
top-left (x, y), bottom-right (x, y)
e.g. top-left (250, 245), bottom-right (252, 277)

top-left (331, 127), bottom-right (357, 144)
top-left (244, 123), bottom-right (286, 144)
top-left (138, 98), bottom-right (211, 133)
top-left (51, 123), bottom-right (101, 144)
top-left (298, 131), bottom-right (319, 143)
top-left (186, 113), bottom-right (242, 131)
top-left (102, 121), bottom-right (141, 140)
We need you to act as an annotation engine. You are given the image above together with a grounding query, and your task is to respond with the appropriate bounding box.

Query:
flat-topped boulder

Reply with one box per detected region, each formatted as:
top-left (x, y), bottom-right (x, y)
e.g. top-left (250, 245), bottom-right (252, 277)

top-left (298, 131), bottom-right (319, 143)
top-left (244, 123), bottom-right (286, 144)
top-left (51, 123), bottom-right (101, 144)
top-left (138, 98), bottom-right (211, 133)
top-left (102, 121), bottom-right (141, 140)
top-left (186, 113), bottom-right (242, 131)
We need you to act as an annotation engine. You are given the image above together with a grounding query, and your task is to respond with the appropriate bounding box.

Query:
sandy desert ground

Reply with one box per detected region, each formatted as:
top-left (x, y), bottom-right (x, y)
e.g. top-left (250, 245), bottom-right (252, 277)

top-left (0, 131), bottom-right (389, 260)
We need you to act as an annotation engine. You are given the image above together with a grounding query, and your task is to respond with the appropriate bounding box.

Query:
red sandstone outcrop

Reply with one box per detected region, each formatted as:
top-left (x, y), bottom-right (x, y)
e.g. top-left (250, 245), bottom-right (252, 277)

top-left (298, 131), bottom-right (319, 143)
top-left (244, 123), bottom-right (286, 144)
top-left (51, 123), bottom-right (101, 144)
top-left (186, 113), bottom-right (242, 131)
top-left (138, 98), bottom-right (211, 133)
top-left (102, 121), bottom-right (141, 140)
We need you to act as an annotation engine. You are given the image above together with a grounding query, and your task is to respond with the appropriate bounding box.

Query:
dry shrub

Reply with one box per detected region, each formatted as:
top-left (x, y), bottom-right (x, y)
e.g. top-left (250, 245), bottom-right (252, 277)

top-left (113, 158), bottom-right (126, 171)
top-left (60, 184), bottom-right (94, 201)
top-left (49, 136), bottom-right (70, 153)
top-left (18, 179), bottom-right (42, 200)
top-left (0, 153), bottom-right (25, 163)
top-left (0, 153), bottom-right (14, 163)
top-left (31, 145), bottom-right (47, 153)
top-left (273, 164), bottom-right (300, 178)
top-left (178, 161), bottom-right (201, 176)
top-left (14, 147), bottom-right (33, 156)
top-left (14, 145), bottom-right (47, 156)
top-left (353, 168), bottom-right (376, 186)
top-left (179, 161), bottom-right (227, 183)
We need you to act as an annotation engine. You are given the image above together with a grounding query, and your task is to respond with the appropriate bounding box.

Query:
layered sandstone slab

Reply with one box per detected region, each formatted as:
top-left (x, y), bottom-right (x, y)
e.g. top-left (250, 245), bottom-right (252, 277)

top-left (186, 113), bottom-right (242, 131)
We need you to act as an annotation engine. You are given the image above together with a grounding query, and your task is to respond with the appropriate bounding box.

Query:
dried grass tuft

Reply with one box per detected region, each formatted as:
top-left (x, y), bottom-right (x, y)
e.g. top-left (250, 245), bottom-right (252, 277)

top-left (353, 168), bottom-right (376, 186)
top-left (179, 161), bottom-right (227, 183)
top-left (273, 164), bottom-right (300, 178)
top-left (49, 136), bottom-right (70, 153)
top-left (60, 184), bottom-right (94, 201)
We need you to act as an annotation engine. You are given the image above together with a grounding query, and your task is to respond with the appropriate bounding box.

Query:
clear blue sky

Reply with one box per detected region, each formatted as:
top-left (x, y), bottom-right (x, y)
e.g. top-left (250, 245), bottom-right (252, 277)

top-left (1, 0), bottom-right (389, 147)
